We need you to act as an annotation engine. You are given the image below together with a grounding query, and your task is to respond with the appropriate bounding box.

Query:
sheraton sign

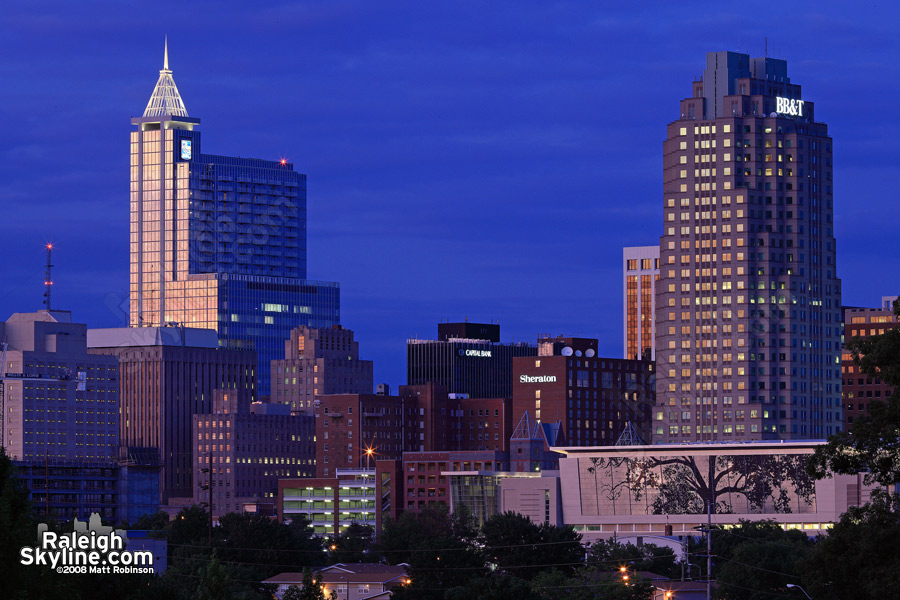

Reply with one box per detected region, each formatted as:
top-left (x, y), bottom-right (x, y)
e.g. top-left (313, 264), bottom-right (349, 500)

top-left (519, 374), bottom-right (557, 384)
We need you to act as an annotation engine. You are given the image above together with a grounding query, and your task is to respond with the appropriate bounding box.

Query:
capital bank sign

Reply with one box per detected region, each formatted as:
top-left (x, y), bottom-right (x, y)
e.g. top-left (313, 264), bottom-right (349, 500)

top-left (776, 97), bottom-right (805, 117)
top-left (458, 349), bottom-right (492, 358)
top-left (519, 375), bottom-right (557, 383)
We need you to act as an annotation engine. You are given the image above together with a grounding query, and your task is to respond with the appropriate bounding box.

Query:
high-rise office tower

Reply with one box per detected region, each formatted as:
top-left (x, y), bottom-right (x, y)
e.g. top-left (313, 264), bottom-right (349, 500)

top-left (129, 42), bottom-right (339, 394)
top-left (88, 326), bottom-right (256, 503)
top-left (655, 51), bottom-right (842, 443)
top-left (407, 321), bottom-right (536, 399)
top-left (623, 246), bottom-right (659, 361)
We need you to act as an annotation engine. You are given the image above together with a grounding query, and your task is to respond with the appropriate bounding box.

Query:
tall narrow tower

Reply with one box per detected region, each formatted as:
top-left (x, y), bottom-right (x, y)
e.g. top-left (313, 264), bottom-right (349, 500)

top-left (129, 42), bottom-right (340, 394)
top-left (654, 51), bottom-right (842, 443)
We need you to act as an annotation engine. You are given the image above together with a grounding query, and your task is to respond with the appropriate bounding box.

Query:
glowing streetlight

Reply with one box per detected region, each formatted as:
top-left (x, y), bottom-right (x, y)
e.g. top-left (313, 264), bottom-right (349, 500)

top-left (786, 584), bottom-right (812, 599)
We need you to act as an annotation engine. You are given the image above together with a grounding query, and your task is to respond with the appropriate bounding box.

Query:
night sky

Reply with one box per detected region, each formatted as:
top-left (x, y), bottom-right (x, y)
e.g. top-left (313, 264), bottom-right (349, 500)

top-left (2, 2), bottom-right (898, 388)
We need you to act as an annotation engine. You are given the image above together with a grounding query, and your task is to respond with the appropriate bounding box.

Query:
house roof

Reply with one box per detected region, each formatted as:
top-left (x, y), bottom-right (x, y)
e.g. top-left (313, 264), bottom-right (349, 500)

top-left (263, 563), bottom-right (409, 586)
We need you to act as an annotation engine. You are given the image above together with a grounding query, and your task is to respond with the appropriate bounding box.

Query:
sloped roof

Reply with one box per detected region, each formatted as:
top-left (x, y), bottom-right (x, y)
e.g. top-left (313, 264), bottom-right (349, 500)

top-left (511, 411), bottom-right (543, 441)
top-left (143, 38), bottom-right (188, 118)
top-left (263, 563), bottom-right (409, 586)
top-left (615, 421), bottom-right (645, 446)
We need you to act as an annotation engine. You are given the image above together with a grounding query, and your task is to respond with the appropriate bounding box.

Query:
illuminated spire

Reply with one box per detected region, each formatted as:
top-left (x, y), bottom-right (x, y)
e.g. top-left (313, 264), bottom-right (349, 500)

top-left (143, 37), bottom-right (188, 118)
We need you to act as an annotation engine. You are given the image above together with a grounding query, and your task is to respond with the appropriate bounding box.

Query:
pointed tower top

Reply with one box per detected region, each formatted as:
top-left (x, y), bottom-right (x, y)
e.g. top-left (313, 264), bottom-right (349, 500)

top-left (143, 38), bottom-right (188, 118)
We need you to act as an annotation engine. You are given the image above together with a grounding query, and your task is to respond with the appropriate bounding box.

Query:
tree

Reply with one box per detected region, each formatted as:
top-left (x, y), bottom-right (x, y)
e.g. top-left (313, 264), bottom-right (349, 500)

top-left (801, 490), bottom-right (900, 600)
top-left (588, 539), bottom-right (678, 580)
top-left (808, 299), bottom-right (900, 486)
top-left (445, 574), bottom-right (539, 600)
top-left (131, 510), bottom-right (170, 531)
top-left (329, 521), bottom-right (377, 563)
top-left (169, 505), bottom-right (211, 546)
top-left (481, 511), bottom-right (583, 580)
top-left (0, 448), bottom-right (36, 598)
top-left (646, 454), bottom-right (814, 515)
top-left (708, 521), bottom-right (812, 600)
top-left (194, 553), bottom-right (233, 600)
top-left (377, 505), bottom-right (459, 565)
top-left (281, 570), bottom-right (338, 600)
top-left (531, 568), bottom-right (653, 600)
top-left (383, 507), bottom-right (485, 600)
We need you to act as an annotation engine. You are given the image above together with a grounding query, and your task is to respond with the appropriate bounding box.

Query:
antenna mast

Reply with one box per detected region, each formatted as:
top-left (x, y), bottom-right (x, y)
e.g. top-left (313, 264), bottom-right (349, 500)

top-left (43, 244), bottom-right (53, 310)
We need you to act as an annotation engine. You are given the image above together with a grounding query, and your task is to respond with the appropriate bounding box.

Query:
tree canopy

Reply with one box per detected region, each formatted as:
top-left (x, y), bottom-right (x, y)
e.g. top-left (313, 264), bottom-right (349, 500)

top-left (808, 298), bottom-right (900, 486)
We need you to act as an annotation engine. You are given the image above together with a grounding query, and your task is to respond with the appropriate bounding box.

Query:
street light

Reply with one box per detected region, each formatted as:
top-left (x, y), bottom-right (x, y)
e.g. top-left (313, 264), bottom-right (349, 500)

top-left (786, 584), bottom-right (812, 599)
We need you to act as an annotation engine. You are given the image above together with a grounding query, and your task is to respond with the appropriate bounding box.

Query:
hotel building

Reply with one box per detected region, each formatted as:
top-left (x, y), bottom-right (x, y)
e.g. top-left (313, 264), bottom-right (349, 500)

top-left (129, 42), bottom-right (339, 395)
top-left (655, 51), bottom-right (842, 443)
top-left (512, 336), bottom-right (654, 446)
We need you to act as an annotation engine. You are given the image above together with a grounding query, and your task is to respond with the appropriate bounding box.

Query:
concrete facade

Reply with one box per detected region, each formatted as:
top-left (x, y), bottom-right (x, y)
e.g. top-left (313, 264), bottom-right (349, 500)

top-left (550, 442), bottom-right (874, 543)
top-left (656, 51), bottom-right (842, 443)
top-left (1, 310), bottom-right (118, 463)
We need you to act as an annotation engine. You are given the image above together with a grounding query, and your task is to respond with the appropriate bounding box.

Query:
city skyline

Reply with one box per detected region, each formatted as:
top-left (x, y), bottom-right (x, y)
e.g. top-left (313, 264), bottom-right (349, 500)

top-left (2, 3), bottom-right (899, 388)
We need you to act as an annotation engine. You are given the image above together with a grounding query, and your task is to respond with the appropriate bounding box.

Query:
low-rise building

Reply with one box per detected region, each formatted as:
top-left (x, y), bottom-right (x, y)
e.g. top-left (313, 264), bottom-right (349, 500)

top-left (278, 469), bottom-right (376, 536)
top-left (264, 563), bottom-right (409, 600)
top-left (519, 441), bottom-right (880, 543)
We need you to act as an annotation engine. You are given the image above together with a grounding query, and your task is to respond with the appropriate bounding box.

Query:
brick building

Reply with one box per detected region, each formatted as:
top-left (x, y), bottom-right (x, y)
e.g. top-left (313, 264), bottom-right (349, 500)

top-left (270, 325), bottom-right (373, 413)
top-left (316, 385), bottom-right (515, 477)
top-left (192, 390), bottom-right (315, 519)
top-left (842, 301), bottom-right (899, 429)
top-left (512, 336), bottom-right (654, 447)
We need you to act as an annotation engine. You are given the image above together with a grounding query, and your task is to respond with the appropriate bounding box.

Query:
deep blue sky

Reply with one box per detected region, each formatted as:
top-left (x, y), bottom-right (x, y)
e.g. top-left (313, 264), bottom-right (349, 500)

top-left (2, 1), bottom-right (898, 388)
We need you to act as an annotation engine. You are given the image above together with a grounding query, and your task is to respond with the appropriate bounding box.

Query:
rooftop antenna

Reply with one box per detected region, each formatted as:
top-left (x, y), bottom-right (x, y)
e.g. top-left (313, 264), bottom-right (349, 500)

top-left (43, 243), bottom-right (54, 310)
top-left (164, 35), bottom-right (169, 70)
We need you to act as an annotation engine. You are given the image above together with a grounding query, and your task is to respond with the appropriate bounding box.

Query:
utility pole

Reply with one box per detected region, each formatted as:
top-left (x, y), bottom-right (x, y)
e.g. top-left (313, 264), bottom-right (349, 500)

top-left (45, 451), bottom-right (50, 518)
top-left (201, 453), bottom-right (213, 546)
top-left (209, 452), bottom-right (213, 546)
top-left (707, 455), bottom-right (713, 600)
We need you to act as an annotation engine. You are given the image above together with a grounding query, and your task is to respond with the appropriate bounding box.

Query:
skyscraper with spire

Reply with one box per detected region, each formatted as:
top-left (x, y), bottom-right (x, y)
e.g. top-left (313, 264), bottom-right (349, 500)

top-left (130, 41), bottom-right (340, 395)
